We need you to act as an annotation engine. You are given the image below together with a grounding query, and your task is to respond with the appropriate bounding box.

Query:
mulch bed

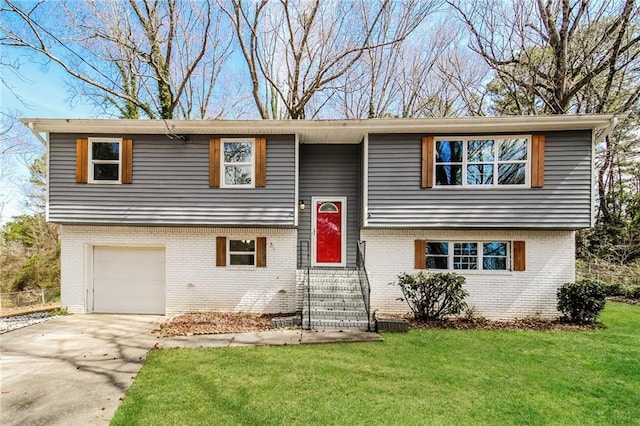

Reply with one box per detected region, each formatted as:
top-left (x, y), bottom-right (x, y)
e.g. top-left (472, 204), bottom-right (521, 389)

top-left (376, 312), bottom-right (598, 331)
top-left (155, 311), bottom-right (599, 337)
top-left (406, 316), bottom-right (598, 331)
top-left (154, 312), bottom-right (285, 337)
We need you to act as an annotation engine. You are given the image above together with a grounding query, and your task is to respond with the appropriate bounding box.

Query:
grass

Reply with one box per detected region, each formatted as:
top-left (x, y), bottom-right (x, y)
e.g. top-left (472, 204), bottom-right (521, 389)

top-left (112, 302), bottom-right (640, 425)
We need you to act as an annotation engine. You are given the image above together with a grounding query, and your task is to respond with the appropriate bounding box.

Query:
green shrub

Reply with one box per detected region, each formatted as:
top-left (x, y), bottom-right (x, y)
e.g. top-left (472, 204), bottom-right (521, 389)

top-left (557, 279), bottom-right (606, 324)
top-left (626, 286), bottom-right (640, 300)
top-left (48, 307), bottom-right (68, 317)
top-left (392, 272), bottom-right (468, 320)
top-left (601, 281), bottom-right (626, 297)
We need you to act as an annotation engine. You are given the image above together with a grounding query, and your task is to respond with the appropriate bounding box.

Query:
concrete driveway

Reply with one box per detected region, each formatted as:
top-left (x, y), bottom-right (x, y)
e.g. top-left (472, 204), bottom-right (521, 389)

top-left (0, 314), bottom-right (162, 426)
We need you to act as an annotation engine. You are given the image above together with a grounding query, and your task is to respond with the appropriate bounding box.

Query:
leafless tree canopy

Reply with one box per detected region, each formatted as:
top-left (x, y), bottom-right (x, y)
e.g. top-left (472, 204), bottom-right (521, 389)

top-left (223, 0), bottom-right (437, 119)
top-left (448, 0), bottom-right (640, 115)
top-left (0, 0), bottom-right (232, 119)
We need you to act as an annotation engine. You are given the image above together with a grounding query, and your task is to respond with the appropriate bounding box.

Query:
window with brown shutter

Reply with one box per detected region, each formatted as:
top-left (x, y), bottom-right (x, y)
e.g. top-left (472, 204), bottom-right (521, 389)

top-left (209, 138), bottom-right (221, 188)
top-left (421, 136), bottom-right (434, 188)
top-left (415, 240), bottom-right (426, 269)
top-left (213, 138), bottom-right (266, 188)
top-left (76, 138), bottom-right (88, 183)
top-left (256, 237), bottom-right (267, 267)
top-left (531, 135), bottom-right (545, 188)
top-left (513, 241), bottom-right (526, 271)
top-left (122, 138), bottom-right (133, 184)
top-left (216, 236), bottom-right (227, 267)
top-left (255, 137), bottom-right (266, 187)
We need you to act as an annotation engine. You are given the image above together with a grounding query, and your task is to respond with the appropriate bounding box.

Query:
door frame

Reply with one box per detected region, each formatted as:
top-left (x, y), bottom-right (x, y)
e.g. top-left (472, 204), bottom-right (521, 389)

top-left (311, 196), bottom-right (347, 267)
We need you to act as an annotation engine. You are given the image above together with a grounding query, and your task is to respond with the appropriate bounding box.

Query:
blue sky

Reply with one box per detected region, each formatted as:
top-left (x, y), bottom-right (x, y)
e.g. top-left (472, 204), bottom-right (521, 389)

top-left (1, 56), bottom-right (96, 223)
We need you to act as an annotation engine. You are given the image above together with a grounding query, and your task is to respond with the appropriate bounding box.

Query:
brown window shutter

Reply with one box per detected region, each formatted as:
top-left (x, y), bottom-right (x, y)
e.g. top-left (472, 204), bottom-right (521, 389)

top-left (209, 138), bottom-right (221, 188)
top-left (415, 240), bottom-right (426, 269)
top-left (513, 241), bottom-right (526, 271)
top-left (255, 137), bottom-right (267, 187)
top-left (531, 134), bottom-right (545, 188)
top-left (76, 138), bottom-right (88, 183)
top-left (421, 136), bottom-right (434, 188)
top-left (256, 237), bottom-right (267, 267)
top-left (122, 138), bottom-right (133, 184)
top-left (216, 236), bottom-right (227, 267)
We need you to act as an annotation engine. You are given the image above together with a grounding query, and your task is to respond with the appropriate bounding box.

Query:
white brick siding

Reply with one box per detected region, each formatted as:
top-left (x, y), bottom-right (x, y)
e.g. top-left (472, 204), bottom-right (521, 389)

top-left (60, 225), bottom-right (297, 315)
top-left (361, 229), bottom-right (575, 319)
top-left (61, 225), bottom-right (575, 319)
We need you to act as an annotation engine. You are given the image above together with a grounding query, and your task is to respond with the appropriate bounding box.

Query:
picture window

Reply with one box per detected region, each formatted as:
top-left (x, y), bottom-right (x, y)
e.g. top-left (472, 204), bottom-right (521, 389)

top-left (426, 241), bottom-right (510, 271)
top-left (435, 136), bottom-right (529, 187)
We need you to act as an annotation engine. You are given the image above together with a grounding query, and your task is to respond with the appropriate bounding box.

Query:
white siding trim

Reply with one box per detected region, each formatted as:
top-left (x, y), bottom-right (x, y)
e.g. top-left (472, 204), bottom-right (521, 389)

top-left (363, 133), bottom-right (369, 227)
top-left (294, 133), bottom-right (300, 227)
top-left (45, 132), bottom-right (51, 222)
top-left (590, 129), bottom-right (596, 228)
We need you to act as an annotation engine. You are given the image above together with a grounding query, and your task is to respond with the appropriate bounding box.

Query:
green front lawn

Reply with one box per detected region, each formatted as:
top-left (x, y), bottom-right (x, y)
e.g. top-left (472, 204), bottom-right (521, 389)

top-left (113, 302), bottom-right (640, 425)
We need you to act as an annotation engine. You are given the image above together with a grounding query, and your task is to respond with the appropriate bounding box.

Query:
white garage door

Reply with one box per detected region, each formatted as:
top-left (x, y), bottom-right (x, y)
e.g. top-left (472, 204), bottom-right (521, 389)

top-left (93, 246), bottom-right (165, 315)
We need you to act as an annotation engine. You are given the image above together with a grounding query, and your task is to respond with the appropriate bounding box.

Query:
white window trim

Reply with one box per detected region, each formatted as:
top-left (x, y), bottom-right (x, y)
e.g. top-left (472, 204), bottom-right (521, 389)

top-left (227, 238), bottom-right (256, 267)
top-left (220, 138), bottom-right (255, 188)
top-left (88, 137), bottom-right (122, 184)
top-left (433, 135), bottom-right (531, 188)
top-left (426, 241), bottom-right (511, 272)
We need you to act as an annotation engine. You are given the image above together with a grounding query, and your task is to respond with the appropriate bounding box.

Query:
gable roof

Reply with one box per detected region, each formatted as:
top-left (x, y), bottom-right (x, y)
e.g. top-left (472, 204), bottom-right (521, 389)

top-left (21, 114), bottom-right (619, 144)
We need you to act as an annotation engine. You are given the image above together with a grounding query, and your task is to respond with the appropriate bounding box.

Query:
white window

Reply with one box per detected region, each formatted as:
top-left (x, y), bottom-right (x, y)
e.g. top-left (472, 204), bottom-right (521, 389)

top-left (89, 138), bottom-right (122, 183)
top-left (228, 239), bottom-right (256, 266)
top-left (435, 136), bottom-right (529, 187)
top-left (426, 241), bottom-right (510, 271)
top-left (221, 139), bottom-right (255, 188)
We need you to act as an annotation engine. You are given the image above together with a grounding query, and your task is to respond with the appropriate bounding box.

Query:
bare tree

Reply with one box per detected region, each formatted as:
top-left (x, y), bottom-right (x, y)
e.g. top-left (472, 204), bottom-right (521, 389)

top-left (448, 0), bottom-right (640, 115)
top-left (0, 0), bottom-right (232, 119)
top-left (223, 0), bottom-right (435, 119)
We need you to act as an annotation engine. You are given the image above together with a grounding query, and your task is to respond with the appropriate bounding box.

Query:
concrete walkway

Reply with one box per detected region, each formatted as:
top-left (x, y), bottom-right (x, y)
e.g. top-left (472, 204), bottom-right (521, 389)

top-left (1, 314), bottom-right (382, 426)
top-left (160, 328), bottom-right (383, 349)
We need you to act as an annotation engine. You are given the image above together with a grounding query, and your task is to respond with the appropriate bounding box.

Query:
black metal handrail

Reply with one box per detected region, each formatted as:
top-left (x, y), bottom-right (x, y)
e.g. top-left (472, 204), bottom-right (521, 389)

top-left (297, 240), bottom-right (311, 330)
top-left (356, 240), bottom-right (372, 332)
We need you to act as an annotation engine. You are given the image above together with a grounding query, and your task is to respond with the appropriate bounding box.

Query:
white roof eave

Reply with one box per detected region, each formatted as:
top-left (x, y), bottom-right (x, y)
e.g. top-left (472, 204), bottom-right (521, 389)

top-left (20, 114), bottom-right (621, 144)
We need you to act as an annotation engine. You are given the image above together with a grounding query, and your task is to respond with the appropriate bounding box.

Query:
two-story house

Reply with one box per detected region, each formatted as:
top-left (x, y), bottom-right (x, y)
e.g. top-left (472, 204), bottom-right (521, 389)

top-left (22, 115), bottom-right (618, 329)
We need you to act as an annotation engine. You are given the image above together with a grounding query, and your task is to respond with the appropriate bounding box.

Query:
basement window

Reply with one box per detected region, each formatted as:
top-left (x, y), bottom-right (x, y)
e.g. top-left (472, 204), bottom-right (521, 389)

top-left (228, 239), bottom-right (256, 266)
top-left (426, 241), bottom-right (509, 271)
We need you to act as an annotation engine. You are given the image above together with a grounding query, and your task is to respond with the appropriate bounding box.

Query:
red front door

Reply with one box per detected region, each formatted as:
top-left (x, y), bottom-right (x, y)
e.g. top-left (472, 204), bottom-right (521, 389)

top-left (315, 201), bottom-right (343, 264)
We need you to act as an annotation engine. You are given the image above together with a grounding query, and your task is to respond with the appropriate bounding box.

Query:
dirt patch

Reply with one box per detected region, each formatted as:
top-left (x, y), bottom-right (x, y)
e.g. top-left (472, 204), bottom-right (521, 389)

top-left (154, 312), bottom-right (291, 337)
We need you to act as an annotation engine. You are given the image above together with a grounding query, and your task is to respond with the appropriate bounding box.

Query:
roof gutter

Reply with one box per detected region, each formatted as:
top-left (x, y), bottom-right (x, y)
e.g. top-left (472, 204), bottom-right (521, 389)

top-left (26, 121), bottom-right (48, 146)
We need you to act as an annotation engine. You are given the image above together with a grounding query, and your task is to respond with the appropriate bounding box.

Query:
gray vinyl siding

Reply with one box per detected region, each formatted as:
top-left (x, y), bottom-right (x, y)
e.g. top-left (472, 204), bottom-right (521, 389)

top-left (367, 130), bottom-right (593, 229)
top-left (298, 144), bottom-right (361, 267)
top-left (48, 133), bottom-right (295, 225)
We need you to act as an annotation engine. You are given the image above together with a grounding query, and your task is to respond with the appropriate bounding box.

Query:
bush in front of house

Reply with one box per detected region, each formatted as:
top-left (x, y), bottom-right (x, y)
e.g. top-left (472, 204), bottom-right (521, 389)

top-left (392, 272), bottom-right (468, 320)
top-left (601, 281), bottom-right (626, 297)
top-left (557, 279), bottom-right (606, 324)
top-left (626, 285), bottom-right (640, 300)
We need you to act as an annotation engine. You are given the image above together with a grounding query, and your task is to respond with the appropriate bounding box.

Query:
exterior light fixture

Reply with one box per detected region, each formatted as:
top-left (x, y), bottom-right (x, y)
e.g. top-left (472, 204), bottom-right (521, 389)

top-left (299, 200), bottom-right (305, 211)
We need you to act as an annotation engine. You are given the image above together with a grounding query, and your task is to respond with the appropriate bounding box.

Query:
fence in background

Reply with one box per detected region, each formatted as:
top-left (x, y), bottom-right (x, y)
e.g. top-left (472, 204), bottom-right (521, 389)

top-left (0, 288), bottom-right (60, 314)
